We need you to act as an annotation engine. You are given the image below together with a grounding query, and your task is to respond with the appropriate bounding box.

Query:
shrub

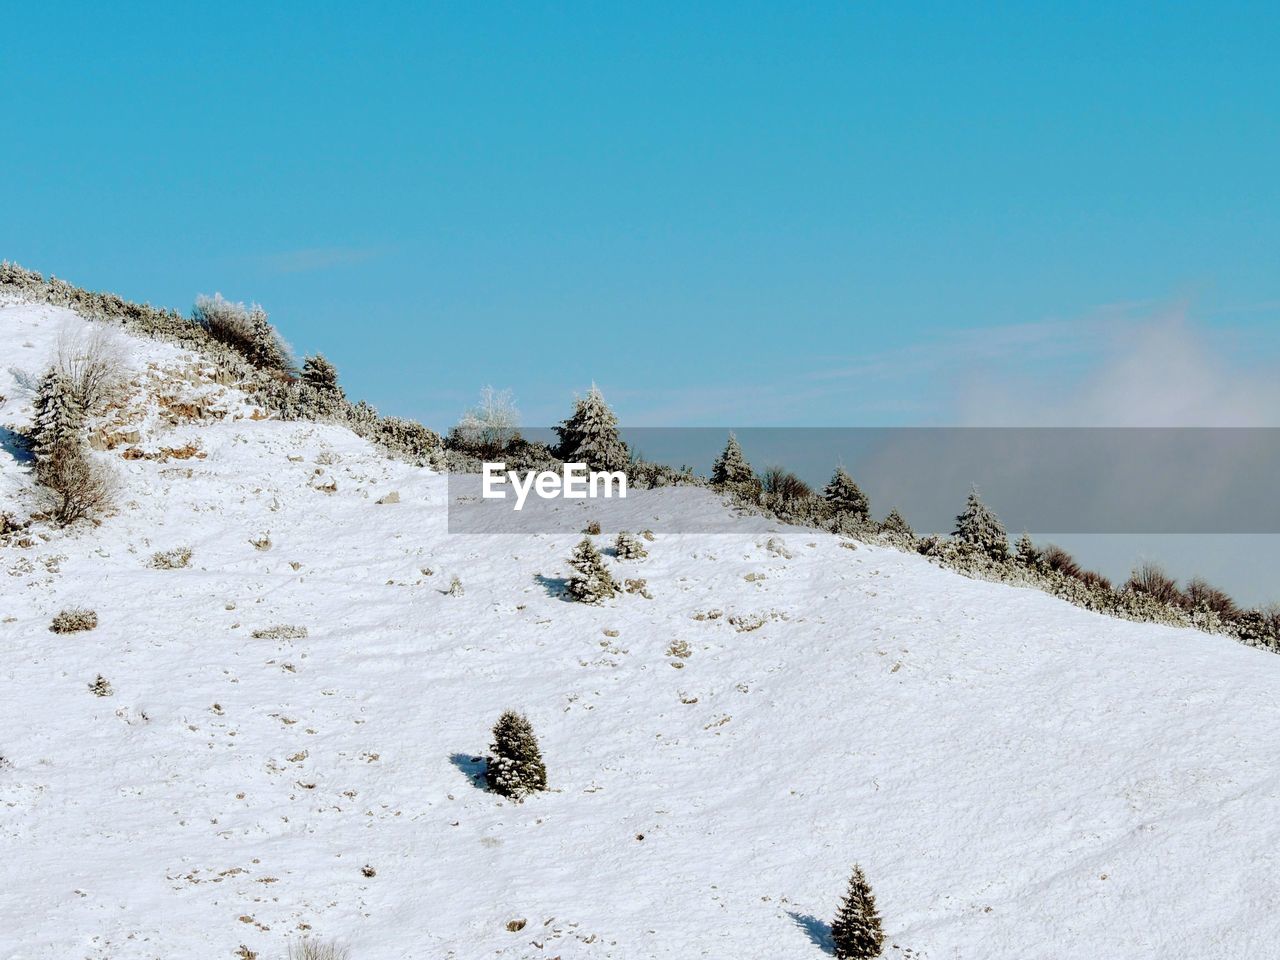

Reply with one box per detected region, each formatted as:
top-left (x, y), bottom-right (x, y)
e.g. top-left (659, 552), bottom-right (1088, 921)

top-left (88, 674), bottom-right (113, 697)
top-left (149, 547), bottom-right (192, 570)
top-left (614, 530), bottom-right (647, 560)
top-left (1078, 569), bottom-right (1113, 591)
top-left (1182, 577), bottom-right (1239, 619)
top-left (50, 607), bottom-right (98, 633)
top-left (287, 939), bottom-right (350, 960)
top-left (1014, 532), bottom-right (1039, 566)
top-left (251, 624), bottom-right (309, 640)
top-left (55, 325), bottom-right (125, 413)
top-left (711, 433), bottom-right (754, 485)
top-left (1040, 544), bottom-right (1081, 579)
top-left (1124, 561), bottom-right (1180, 606)
top-left (553, 385), bottom-right (628, 472)
top-left (41, 441), bottom-right (115, 525)
top-left (192, 293), bottom-right (290, 371)
top-left (485, 710), bottom-right (547, 800)
top-left (761, 467), bottom-right (811, 501)
top-left (452, 385), bottom-right (520, 457)
top-left (566, 537), bottom-right (619, 603)
top-left (831, 864), bottom-right (885, 959)
top-left (823, 467), bottom-right (870, 519)
top-left (953, 487), bottom-right (1008, 560)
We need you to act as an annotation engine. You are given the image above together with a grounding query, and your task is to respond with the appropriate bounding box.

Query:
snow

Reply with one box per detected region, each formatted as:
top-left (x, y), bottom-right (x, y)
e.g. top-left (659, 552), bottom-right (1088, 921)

top-left (3, 296), bottom-right (1280, 959)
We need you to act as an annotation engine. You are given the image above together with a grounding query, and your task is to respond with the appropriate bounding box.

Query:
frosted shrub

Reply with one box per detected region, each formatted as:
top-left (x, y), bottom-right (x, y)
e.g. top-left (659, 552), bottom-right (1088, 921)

top-left (566, 538), bottom-right (619, 603)
top-left (1182, 577), bottom-right (1239, 619)
top-left (251, 624), bottom-right (308, 640)
top-left (877, 508), bottom-right (914, 543)
top-left (149, 546), bottom-right (192, 570)
top-left (300, 354), bottom-right (343, 399)
top-left (761, 466), bottom-right (811, 501)
top-left (953, 487), bottom-right (1008, 560)
top-left (452, 385), bottom-right (520, 457)
top-left (193, 293), bottom-right (290, 371)
top-left (553, 385), bottom-right (628, 472)
top-left (614, 530), bottom-right (647, 560)
top-left (50, 607), bottom-right (98, 633)
top-left (55, 326), bottom-right (126, 413)
top-left (485, 710), bottom-right (547, 800)
top-left (831, 864), bottom-right (885, 959)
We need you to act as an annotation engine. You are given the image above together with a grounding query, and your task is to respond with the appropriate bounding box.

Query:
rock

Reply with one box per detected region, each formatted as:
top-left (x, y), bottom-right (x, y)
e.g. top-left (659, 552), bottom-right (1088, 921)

top-left (376, 491), bottom-right (400, 505)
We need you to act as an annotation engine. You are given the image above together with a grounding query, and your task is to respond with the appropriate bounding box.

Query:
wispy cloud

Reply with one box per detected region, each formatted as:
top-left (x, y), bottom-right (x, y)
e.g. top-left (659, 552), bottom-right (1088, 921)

top-left (256, 246), bottom-right (386, 275)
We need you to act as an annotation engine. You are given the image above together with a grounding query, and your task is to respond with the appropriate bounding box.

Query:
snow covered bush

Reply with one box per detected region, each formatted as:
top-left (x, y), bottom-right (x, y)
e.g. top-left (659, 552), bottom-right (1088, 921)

top-left (566, 537), bottom-right (619, 603)
top-left (831, 864), bottom-right (885, 959)
top-left (251, 624), bottom-right (308, 640)
top-left (50, 607), bottom-right (97, 633)
top-left (1182, 577), bottom-right (1239, 619)
top-left (614, 530), bottom-right (647, 560)
top-left (711, 433), bottom-right (754, 486)
top-left (55, 326), bottom-right (125, 413)
top-left (953, 487), bottom-right (1008, 560)
top-left (553, 385), bottom-right (628, 472)
top-left (484, 710), bottom-right (547, 800)
top-left (823, 466), bottom-right (870, 520)
top-left (192, 293), bottom-right (291, 371)
top-left (149, 546), bottom-right (192, 570)
top-left (452, 385), bottom-right (520, 457)
top-left (583, 520), bottom-right (602, 535)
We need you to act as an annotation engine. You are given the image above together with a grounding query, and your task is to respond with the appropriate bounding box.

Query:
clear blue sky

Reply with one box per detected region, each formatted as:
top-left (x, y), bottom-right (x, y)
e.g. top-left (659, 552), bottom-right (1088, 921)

top-left (3, 2), bottom-right (1279, 428)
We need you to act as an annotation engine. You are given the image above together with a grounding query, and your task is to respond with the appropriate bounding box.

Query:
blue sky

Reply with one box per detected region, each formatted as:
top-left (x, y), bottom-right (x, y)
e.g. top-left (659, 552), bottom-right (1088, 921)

top-left (3, 2), bottom-right (1279, 429)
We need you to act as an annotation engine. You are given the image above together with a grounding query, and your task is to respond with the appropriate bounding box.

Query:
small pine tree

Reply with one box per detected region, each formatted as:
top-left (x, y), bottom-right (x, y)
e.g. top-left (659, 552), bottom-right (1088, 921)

top-left (566, 537), bottom-right (619, 603)
top-left (614, 530), bottom-right (648, 560)
top-left (711, 433), bottom-right (754, 485)
top-left (878, 508), bottom-right (914, 540)
top-left (831, 865), bottom-right (885, 959)
top-left (823, 466), bottom-right (870, 519)
top-left (1014, 532), bottom-right (1039, 566)
top-left (32, 369), bottom-right (84, 468)
top-left (485, 710), bottom-right (547, 799)
top-left (554, 385), bottom-right (628, 472)
top-left (301, 354), bottom-right (344, 399)
top-left (953, 487), bottom-right (1008, 560)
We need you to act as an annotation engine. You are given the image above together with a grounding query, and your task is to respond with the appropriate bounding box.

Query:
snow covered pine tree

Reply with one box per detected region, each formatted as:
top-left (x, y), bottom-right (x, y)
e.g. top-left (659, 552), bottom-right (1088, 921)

top-left (566, 537), bottom-right (620, 603)
top-left (831, 864), bottom-right (885, 959)
top-left (953, 486), bottom-right (1009, 560)
top-left (823, 466), bottom-right (870, 519)
top-left (553, 384), bottom-right (628, 472)
top-left (485, 710), bottom-right (547, 799)
top-left (711, 432), bottom-right (754, 485)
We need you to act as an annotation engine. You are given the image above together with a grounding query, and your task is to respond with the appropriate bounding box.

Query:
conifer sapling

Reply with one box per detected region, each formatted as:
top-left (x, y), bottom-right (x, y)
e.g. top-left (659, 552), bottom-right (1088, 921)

top-left (831, 864), bottom-right (885, 959)
top-left (553, 385), bottom-right (628, 472)
top-left (485, 710), bottom-right (547, 800)
top-left (823, 466), bottom-right (870, 519)
top-left (711, 433), bottom-right (754, 485)
top-left (566, 537), bottom-right (620, 603)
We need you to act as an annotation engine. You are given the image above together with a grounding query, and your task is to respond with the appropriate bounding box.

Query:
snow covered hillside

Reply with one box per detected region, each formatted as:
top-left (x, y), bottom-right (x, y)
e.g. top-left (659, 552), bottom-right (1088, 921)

top-left (4, 294), bottom-right (1280, 960)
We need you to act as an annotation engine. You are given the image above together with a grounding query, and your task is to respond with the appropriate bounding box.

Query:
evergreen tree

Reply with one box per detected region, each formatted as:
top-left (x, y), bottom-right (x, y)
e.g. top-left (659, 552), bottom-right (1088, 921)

top-left (953, 487), bottom-right (1008, 560)
top-left (32, 369), bottom-right (84, 466)
top-left (566, 537), bottom-right (619, 603)
top-left (485, 710), bottom-right (547, 799)
top-left (823, 466), bottom-right (870, 519)
top-left (301, 354), bottom-right (344, 399)
top-left (553, 385), bottom-right (628, 472)
top-left (831, 865), bottom-right (885, 959)
top-left (711, 433), bottom-right (754, 485)
top-left (878, 508), bottom-right (914, 540)
top-left (1015, 532), bottom-right (1040, 566)
top-left (614, 530), bottom-right (648, 560)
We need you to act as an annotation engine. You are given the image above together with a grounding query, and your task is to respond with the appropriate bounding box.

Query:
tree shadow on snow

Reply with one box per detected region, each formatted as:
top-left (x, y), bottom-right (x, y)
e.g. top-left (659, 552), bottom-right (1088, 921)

top-left (449, 752), bottom-right (488, 791)
top-left (0, 426), bottom-right (34, 463)
top-left (533, 573), bottom-right (571, 600)
top-left (787, 912), bottom-right (835, 955)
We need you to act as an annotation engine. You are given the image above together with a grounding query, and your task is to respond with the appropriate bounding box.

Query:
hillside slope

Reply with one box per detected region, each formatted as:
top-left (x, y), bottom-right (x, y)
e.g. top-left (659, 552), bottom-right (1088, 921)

top-left (3, 296), bottom-right (1280, 960)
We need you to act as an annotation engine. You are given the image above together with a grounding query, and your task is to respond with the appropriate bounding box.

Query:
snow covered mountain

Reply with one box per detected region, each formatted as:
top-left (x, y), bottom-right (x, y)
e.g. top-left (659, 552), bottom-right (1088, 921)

top-left (4, 292), bottom-right (1280, 960)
